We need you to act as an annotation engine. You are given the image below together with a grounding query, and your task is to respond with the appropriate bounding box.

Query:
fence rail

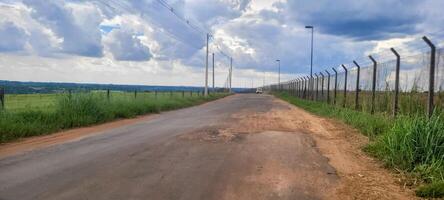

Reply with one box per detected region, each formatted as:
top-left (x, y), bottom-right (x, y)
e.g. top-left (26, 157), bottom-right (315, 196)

top-left (265, 36), bottom-right (444, 118)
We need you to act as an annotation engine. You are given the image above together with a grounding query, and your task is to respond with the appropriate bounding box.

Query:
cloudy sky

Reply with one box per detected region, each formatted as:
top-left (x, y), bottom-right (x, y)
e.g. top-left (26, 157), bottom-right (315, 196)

top-left (0, 0), bottom-right (443, 88)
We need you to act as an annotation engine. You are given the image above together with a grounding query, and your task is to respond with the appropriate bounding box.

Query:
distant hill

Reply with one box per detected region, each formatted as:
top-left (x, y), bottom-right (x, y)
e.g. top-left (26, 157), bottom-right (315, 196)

top-left (0, 80), bottom-right (254, 94)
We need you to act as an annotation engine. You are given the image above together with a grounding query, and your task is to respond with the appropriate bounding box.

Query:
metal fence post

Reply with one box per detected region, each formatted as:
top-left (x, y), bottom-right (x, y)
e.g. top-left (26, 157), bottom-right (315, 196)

top-left (107, 89), bottom-right (110, 101)
top-left (302, 78), bottom-right (305, 98)
top-left (298, 79), bottom-right (301, 97)
top-left (302, 78), bottom-right (306, 99)
top-left (332, 68), bottom-right (338, 105)
top-left (294, 80), bottom-right (297, 96)
top-left (320, 72), bottom-right (324, 101)
top-left (391, 48), bottom-right (401, 117)
top-left (0, 87), bottom-right (4, 109)
top-left (353, 61), bottom-right (361, 110)
top-left (326, 70), bottom-right (331, 104)
top-left (296, 79), bottom-right (299, 97)
top-left (300, 78), bottom-right (304, 98)
top-left (315, 73), bottom-right (319, 101)
top-left (423, 36), bottom-right (436, 118)
top-left (341, 64), bottom-right (348, 108)
top-left (369, 55), bottom-right (377, 114)
top-left (306, 76), bottom-right (310, 99)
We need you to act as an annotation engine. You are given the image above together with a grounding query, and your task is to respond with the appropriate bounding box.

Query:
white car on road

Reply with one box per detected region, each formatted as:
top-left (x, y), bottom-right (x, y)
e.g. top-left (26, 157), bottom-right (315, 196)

top-left (256, 88), bottom-right (263, 94)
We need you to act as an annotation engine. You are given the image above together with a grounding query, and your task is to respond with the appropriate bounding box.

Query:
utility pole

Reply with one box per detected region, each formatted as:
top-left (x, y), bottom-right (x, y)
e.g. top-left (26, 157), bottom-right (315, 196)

top-left (205, 33), bottom-right (209, 96)
top-left (229, 57), bottom-right (233, 93)
top-left (212, 53), bottom-right (215, 90)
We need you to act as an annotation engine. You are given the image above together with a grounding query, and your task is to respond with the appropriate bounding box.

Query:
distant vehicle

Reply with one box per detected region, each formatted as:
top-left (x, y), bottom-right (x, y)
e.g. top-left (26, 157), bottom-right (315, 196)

top-left (256, 88), bottom-right (263, 94)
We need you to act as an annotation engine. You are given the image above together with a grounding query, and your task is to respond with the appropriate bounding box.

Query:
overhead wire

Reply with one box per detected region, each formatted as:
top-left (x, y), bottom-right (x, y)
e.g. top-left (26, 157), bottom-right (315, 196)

top-left (94, 0), bottom-right (206, 50)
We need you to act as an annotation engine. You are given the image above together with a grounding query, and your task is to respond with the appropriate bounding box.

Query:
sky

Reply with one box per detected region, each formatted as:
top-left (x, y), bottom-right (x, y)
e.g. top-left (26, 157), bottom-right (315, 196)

top-left (0, 0), bottom-right (443, 88)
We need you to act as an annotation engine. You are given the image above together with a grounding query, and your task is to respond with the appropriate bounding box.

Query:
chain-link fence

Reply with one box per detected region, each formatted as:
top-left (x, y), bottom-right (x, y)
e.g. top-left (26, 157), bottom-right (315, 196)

top-left (266, 36), bottom-right (443, 118)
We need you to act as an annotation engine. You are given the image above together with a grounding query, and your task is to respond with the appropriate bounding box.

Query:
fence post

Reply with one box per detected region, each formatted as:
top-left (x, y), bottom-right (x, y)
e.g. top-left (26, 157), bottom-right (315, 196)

top-left (182, 91), bottom-right (185, 98)
top-left (297, 78), bottom-right (301, 97)
top-left (311, 76), bottom-right (314, 100)
top-left (302, 78), bottom-right (305, 98)
top-left (341, 64), bottom-right (348, 108)
top-left (290, 81), bottom-right (293, 95)
top-left (353, 61), bottom-right (361, 110)
top-left (134, 90), bottom-right (137, 99)
top-left (390, 48), bottom-right (401, 117)
top-left (332, 68), bottom-right (338, 105)
top-left (315, 73), bottom-right (319, 101)
top-left (326, 70), bottom-right (331, 104)
top-left (107, 89), bottom-right (110, 101)
top-left (306, 77), bottom-right (309, 99)
top-left (301, 77), bottom-right (305, 99)
top-left (0, 87), bottom-right (4, 109)
top-left (305, 76), bottom-right (310, 99)
top-left (369, 55), bottom-right (377, 114)
top-left (298, 78), bottom-right (301, 98)
top-left (423, 36), bottom-right (436, 118)
top-left (320, 72), bottom-right (325, 101)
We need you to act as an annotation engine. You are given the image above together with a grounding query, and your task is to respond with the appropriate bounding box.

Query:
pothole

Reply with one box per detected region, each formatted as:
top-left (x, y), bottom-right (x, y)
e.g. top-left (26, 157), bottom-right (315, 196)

top-left (178, 127), bottom-right (246, 143)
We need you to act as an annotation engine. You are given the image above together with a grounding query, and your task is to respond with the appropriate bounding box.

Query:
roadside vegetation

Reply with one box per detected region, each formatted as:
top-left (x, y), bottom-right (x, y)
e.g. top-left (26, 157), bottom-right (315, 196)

top-left (0, 91), bottom-right (228, 143)
top-left (275, 92), bottom-right (444, 198)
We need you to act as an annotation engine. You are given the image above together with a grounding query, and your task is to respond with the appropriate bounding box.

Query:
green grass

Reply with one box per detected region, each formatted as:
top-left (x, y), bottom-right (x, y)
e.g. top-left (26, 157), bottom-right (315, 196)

top-left (275, 92), bottom-right (444, 198)
top-left (277, 92), bottom-right (392, 138)
top-left (2, 91), bottom-right (205, 112)
top-left (0, 91), bottom-right (228, 143)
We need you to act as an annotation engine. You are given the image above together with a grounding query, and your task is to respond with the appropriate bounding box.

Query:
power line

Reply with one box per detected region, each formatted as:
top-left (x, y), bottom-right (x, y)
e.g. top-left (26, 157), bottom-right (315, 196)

top-left (155, 0), bottom-right (208, 35)
top-left (94, 0), bottom-right (205, 50)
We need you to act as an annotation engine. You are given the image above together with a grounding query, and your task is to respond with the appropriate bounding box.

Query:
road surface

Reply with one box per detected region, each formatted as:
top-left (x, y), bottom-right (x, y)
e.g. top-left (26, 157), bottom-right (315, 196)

top-left (0, 94), bottom-right (413, 200)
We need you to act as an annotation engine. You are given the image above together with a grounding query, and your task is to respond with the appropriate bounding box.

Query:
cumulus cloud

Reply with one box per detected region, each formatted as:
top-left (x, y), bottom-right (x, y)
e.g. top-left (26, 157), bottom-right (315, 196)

top-left (0, 21), bottom-right (28, 52)
top-left (283, 0), bottom-right (422, 41)
top-left (23, 0), bottom-right (104, 57)
top-left (0, 0), bottom-right (443, 87)
top-left (105, 28), bottom-right (153, 61)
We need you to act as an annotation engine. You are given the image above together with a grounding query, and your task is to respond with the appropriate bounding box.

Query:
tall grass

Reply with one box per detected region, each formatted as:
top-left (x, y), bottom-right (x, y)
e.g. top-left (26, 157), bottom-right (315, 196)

top-left (0, 92), bottom-right (228, 143)
top-left (275, 92), bottom-right (444, 198)
top-left (367, 114), bottom-right (444, 184)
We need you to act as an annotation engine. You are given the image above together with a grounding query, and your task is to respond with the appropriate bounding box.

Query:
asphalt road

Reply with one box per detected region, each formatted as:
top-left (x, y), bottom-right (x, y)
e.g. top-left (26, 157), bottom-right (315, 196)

top-left (0, 94), bottom-right (337, 200)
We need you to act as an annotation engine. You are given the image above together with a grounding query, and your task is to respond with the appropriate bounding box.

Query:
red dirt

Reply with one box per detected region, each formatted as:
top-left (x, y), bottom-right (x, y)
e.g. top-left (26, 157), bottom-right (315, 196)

top-left (0, 115), bottom-right (157, 158)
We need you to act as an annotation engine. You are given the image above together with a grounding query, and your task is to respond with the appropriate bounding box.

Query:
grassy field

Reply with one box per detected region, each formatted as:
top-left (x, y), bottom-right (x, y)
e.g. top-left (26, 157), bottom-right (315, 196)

top-left (0, 91), bottom-right (228, 143)
top-left (275, 92), bottom-right (444, 198)
top-left (2, 91), bottom-right (207, 112)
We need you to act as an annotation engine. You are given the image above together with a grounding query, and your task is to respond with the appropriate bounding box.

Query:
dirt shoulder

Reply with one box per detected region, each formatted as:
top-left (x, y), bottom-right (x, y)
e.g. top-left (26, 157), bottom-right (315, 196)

top-left (0, 114), bottom-right (158, 159)
top-left (250, 98), bottom-right (417, 199)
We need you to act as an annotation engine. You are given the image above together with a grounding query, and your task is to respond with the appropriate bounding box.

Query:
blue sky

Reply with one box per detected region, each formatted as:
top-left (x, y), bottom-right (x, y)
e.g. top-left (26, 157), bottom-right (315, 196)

top-left (0, 0), bottom-right (443, 87)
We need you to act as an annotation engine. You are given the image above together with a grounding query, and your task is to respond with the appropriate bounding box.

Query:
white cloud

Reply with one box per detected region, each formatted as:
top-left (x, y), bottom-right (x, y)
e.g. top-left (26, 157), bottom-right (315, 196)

top-left (0, 21), bottom-right (28, 52)
top-left (0, 0), bottom-right (443, 88)
top-left (23, 0), bottom-right (104, 57)
top-left (105, 28), bottom-right (153, 61)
